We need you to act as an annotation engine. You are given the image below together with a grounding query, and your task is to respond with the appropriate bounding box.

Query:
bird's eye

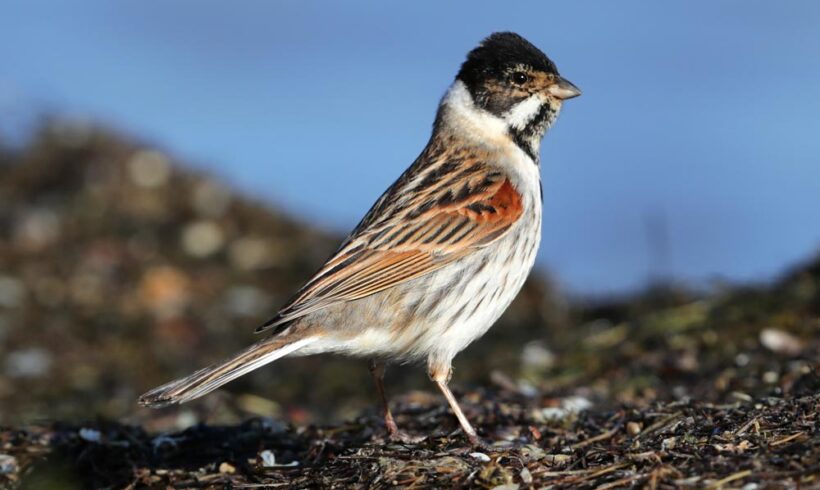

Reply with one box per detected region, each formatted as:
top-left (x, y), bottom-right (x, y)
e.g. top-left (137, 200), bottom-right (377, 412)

top-left (511, 71), bottom-right (528, 85)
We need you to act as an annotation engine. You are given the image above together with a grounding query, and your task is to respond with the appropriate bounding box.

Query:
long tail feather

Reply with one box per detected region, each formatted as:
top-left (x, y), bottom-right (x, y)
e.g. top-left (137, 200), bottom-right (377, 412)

top-left (139, 336), bottom-right (316, 408)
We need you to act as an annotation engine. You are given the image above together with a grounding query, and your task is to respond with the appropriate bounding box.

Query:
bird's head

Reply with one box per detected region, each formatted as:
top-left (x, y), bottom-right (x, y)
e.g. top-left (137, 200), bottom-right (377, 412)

top-left (453, 32), bottom-right (580, 160)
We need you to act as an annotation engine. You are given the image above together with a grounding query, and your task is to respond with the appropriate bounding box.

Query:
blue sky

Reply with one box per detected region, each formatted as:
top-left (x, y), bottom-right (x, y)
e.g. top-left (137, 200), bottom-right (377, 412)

top-left (2, 1), bottom-right (819, 295)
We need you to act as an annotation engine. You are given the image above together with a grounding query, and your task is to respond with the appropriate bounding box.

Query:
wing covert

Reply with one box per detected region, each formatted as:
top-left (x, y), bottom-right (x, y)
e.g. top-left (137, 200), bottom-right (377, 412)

top-left (256, 158), bottom-right (524, 333)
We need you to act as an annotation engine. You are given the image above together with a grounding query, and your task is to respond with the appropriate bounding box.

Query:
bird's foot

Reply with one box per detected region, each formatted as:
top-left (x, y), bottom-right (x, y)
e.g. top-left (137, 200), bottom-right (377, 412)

top-left (467, 433), bottom-right (493, 452)
top-left (386, 430), bottom-right (427, 444)
top-left (380, 414), bottom-right (426, 444)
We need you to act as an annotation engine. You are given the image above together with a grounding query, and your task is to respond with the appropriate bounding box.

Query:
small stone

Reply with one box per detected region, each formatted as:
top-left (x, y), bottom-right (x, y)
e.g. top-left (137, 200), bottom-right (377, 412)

top-left (762, 371), bottom-right (779, 383)
top-left (731, 391), bottom-right (753, 403)
top-left (5, 348), bottom-right (52, 378)
top-left (627, 421), bottom-right (642, 436)
top-left (521, 341), bottom-right (555, 370)
top-left (219, 462), bottom-right (236, 474)
top-left (543, 454), bottom-right (571, 464)
top-left (539, 396), bottom-right (592, 421)
top-left (662, 437), bottom-right (676, 450)
top-left (759, 328), bottom-right (803, 356)
top-left (181, 220), bottom-right (224, 258)
top-left (79, 428), bottom-right (102, 443)
top-left (469, 452), bottom-right (491, 462)
top-left (259, 449), bottom-right (276, 467)
top-left (14, 209), bottom-right (61, 251)
top-left (128, 149), bottom-right (171, 188)
top-left (0, 454), bottom-right (18, 475)
top-left (562, 396), bottom-right (592, 412)
top-left (175, 410), bottom-right (198, 430)
top-left (520, 467), bottom-right (533, 484)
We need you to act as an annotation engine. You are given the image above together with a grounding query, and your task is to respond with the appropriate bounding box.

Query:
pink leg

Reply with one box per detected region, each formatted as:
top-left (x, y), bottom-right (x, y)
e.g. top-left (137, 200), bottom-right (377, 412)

top-left (368, 359), bottom-right (399, 437)
top-left (428, 359), bottom-right (486, 448)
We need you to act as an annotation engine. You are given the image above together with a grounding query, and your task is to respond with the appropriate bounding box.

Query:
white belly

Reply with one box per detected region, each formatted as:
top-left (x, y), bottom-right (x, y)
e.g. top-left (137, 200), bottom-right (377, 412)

top-left (405, 207), bottom-right (541, 362)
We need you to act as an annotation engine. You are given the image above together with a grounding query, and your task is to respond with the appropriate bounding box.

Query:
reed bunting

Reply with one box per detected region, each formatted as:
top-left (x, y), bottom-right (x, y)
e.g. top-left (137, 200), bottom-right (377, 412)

top-left (141, 32), bottom-right (580, 446)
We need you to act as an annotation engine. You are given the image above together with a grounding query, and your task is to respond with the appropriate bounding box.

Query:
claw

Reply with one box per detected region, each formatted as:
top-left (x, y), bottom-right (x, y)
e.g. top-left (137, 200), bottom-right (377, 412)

top-left (467, 433), bottom-right (492, 452)
top-left (387, 430), bottom-right (427, 445)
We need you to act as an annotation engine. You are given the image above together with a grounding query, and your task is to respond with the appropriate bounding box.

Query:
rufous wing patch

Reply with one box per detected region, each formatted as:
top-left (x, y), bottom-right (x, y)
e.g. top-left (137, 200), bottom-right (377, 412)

top-left (258, 168), bottom-right (525, 333)
top-left (460, 179), bottom-right (523, 224)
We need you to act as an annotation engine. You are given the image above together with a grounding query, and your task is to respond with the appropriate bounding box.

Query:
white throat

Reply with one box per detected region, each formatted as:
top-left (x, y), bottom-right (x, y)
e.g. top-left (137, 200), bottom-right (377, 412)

top-left (439, 81), bottom-right (542, 206)
top-left (439, 81), bottom-right (509, 144)
top-left (439, 81), bottom-right (551, 162)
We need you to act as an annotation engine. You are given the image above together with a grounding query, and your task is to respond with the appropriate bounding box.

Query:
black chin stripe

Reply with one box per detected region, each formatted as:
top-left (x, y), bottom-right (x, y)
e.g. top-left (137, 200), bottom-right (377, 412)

top-left (508, 103), bottom-right (556, 163)
top-left (509, 130), bottom-right (538, 162)
top-left (526, 104), bottom-right (552, 133)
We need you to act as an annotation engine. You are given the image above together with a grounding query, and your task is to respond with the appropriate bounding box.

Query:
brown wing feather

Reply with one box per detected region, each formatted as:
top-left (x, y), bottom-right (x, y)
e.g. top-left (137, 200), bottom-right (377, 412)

top-left (256, 155), bottom-right (524, 333)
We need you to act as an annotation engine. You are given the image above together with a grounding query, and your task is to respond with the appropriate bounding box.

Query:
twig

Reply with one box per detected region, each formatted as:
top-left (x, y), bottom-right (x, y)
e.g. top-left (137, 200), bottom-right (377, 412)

top-left (235, 482), bottom-right (294, 488)
top-left (735, 416), bottom-right (757, 436)
top-left (596, 472), bottom-right (648, 490)
top-left (769, 432), bottom-right (806, 447)
top-left (552, 463), bottom-right (632, 485)
top-left (639, 413), bottom-right (681, 439)
top-left (705, 469), bottom-right (752, 489)
top-left (570, 426), bottom-right (619, 450)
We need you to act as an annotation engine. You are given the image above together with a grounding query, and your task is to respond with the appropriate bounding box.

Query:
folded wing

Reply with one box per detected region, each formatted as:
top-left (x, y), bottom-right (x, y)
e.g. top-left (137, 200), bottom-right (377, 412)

top-left (257, 159), bottom-right (524, 333)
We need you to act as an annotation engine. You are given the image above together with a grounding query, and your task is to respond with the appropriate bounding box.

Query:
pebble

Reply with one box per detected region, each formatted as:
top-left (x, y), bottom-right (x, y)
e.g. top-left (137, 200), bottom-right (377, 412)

top-left (5, 348), bottom-right (52, 378)
top-left (469, 452), bottom-right (491, 463)
top-left (539, 396), bottom-right (592, 421)
top-left (259, 450), bottom-right (276, 467)
top-left (128, 150), bottom-right (171, 188)
top-left (521, 341), bottom-right (555, 370)
top-left (181, 220), bottom-right (224, 258)
top-left (79, 428), bottom-right (102, 443)
top-left (0, 454), bottom-right (18, 475)
top-left (519, 467), bottom-right (533, 484)
top-left (759, 328), bottom-right (803, 356)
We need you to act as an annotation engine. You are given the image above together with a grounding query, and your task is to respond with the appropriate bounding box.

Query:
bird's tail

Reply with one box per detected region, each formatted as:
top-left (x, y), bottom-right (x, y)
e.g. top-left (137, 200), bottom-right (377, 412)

top-left (138, 336), bottom-right (317, 408)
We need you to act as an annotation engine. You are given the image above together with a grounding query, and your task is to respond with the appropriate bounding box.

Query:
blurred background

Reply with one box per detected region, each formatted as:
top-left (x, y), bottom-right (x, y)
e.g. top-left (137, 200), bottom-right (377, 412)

top-left (0, 2), bottom-right (818, 430)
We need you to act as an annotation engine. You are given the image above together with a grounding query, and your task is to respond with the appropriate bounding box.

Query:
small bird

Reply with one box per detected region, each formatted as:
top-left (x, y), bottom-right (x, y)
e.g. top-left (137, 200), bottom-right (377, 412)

top-left (140, 32), bottom-right (580, 446)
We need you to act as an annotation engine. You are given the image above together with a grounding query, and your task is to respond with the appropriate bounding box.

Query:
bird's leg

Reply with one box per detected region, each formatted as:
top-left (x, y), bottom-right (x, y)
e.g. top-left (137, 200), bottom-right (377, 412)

top-left (428, 359), bottom-right (488, 449)
top-left (368, 360), bottom-right (426, 444)
top-left (368, 359), bottom-right (400, 438)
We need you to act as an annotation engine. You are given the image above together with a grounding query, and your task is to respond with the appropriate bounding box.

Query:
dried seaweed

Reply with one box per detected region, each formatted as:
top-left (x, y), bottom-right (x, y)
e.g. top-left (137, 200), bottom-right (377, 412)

top-left (1, 123), bottom-right (818, 489)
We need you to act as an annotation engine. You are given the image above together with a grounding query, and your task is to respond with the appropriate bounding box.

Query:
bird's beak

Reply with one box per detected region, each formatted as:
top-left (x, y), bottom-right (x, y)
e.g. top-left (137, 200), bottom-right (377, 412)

top-left (547, 76), bottom-right (582, 100)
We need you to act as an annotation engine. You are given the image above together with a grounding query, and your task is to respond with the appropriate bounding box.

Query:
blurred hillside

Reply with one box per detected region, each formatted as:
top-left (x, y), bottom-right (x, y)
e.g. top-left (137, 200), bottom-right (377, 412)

top-left (0, 121), bottom-right (566, 428)
top-left (1, 122), bottom-right (818, 488)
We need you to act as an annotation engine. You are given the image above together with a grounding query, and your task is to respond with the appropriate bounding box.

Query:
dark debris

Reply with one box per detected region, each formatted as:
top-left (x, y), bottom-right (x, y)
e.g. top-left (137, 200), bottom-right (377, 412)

top-left (2, 392), bottom-right (818, 488)
top-left (1, 123), bottom-right (819, 489)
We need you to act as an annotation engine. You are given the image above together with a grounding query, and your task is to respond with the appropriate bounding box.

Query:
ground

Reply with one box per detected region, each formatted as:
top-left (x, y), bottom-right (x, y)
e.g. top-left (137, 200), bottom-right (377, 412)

top-left (0, 125), bottom-right (818, 488)
top-left (2, 391), bottom-right (817, 488)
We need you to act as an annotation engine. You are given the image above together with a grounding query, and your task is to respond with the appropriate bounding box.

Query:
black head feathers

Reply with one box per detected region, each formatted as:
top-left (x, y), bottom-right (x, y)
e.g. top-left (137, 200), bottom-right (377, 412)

top-left (456, 32), bottom-right (558, 91)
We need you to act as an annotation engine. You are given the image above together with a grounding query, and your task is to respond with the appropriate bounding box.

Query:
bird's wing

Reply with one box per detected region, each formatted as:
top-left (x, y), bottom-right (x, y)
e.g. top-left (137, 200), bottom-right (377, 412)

top-left (256, 155), bottom-right (525, 334)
